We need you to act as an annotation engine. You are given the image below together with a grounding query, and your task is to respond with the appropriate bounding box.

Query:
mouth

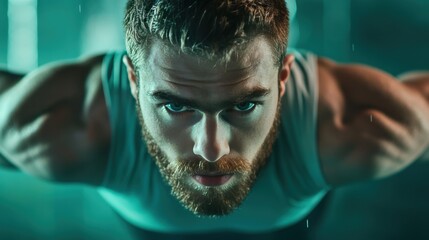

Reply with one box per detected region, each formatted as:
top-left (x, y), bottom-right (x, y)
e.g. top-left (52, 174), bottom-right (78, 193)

top-left (192, 173), bottom-right (234, 187)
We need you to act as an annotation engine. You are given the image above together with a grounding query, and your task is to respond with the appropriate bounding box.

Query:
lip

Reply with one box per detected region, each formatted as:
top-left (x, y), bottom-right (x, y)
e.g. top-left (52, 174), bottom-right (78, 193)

top-left (192, 174), bottom-right (233, 187)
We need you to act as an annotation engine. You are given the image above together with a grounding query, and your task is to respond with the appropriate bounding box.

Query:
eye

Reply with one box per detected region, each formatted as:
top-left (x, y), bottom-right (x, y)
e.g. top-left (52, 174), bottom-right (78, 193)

top-left (232, 102), bottom-right (257, 112)
top-left (164, 103), bottom-right (191, 113)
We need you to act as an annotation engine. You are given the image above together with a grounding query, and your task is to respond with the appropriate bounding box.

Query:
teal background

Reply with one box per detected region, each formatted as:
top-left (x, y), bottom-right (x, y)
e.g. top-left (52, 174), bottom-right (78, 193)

top-left (0, 0), bottom-right (428, 239)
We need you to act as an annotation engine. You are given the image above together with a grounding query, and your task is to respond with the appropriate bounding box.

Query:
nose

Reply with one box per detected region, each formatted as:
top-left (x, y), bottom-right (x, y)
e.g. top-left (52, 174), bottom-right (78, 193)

top-left (192, 115), bottom-right (230, 162)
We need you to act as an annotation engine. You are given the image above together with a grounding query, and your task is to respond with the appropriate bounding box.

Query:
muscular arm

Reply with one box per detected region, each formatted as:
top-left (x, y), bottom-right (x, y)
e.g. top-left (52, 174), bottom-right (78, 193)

top-left (0, 70), bottom-right (23, 169)
top-left (398, 72), bottom-right (429, 162)
top-left (0, 152), bottom-right (15, 168)
top-left (416, 150), bottom-right (429, 162)
top-left (317, 58), bottom-right (429, 186)
top-left (0, 69), bottom-right (23, 89)
top-left (0, 55), bottom-right (111, 185)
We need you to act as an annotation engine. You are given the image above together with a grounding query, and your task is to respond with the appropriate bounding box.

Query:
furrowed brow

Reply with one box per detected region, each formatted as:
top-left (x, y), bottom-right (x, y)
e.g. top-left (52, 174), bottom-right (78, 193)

top-left (149, 86), bottom-right (270, 111)
top-left (149, 91), bottom-right (200, 108)
top-left (231, 87), bottom-right (271, 104)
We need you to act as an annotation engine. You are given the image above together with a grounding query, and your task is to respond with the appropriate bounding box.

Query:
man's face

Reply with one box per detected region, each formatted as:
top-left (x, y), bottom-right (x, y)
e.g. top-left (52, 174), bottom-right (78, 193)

top-left (131, 37), bottom-right (289, 217)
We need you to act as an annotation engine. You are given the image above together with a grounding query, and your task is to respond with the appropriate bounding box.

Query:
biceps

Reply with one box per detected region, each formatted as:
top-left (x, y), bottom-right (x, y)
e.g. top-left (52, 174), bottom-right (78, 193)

top-left (324, 108), bottom-right (425, 186)
top-left (321, 63), bottom-right (429, 183)
top-left (3, 91), bottom-right (110, 185)
top-left (347, 109), bottom-right (411, 153)
top-left (3, 106), bottom-right (86, 175)
top-left (345, 109), bottom-right (412, 172)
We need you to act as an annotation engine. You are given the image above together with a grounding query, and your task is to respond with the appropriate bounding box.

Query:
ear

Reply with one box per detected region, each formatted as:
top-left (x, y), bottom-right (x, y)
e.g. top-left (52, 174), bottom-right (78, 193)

top-left (278, 54), bottom-right (295, 98)
top-left (123, 55), bottom-right (138, 99)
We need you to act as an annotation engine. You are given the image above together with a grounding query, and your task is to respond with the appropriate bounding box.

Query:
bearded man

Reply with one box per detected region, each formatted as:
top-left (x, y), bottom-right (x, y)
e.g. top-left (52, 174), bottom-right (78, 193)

top-left (1, 0), bottom-right (429, 239)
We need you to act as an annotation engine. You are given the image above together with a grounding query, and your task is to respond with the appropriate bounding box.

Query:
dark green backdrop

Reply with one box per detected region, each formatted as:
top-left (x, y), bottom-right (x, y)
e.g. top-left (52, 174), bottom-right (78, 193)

top-left (0, 0), bottom-right (428, 239)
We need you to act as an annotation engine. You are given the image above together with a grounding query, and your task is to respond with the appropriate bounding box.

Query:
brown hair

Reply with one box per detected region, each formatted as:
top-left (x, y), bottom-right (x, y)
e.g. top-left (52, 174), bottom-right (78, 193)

top-left (124, 0), bottom-right (290, 69)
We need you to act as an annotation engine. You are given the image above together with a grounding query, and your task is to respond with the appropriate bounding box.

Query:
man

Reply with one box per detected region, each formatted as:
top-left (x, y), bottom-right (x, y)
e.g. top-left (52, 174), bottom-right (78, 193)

top-left (0, 0), bottom-right (429, 239)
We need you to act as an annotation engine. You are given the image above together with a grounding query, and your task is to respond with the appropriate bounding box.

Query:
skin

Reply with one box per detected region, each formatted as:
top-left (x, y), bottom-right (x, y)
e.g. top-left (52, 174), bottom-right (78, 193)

top-left (0, 38), bottom-right (429, 240)
top-left (127, 38), bottom-right (287, 167)
top-left (0, 35), bottom-right (429, 214)
top-left (0, 56), bottom-right (110, 185)
top-left (316, 58), bottom-right (429, 185)
top-left (123, 37), bottom-right (293, 216)
top-left (398, 72), bottom-right (429, 162)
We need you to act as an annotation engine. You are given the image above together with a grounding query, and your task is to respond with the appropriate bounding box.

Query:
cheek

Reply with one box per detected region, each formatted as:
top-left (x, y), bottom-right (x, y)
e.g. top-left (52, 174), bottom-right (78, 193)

top-left (139, 101), bottom-right (192, 154)
top-left (232, 102), bottom-right (277, 157)
top-left (139, 100), bottom-right (165, 142)
top-left (230, 128), bottom-right (267, 163)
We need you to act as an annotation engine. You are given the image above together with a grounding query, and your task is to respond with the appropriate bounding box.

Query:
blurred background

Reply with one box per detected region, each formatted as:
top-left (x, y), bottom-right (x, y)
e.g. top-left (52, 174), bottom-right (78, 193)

top-left (0, 0), bottom-right (428, 239)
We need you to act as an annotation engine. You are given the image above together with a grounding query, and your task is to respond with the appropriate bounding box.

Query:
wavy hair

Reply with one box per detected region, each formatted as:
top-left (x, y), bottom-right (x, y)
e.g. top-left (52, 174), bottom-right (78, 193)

top-left (124, 0), bottom-right (289, 68)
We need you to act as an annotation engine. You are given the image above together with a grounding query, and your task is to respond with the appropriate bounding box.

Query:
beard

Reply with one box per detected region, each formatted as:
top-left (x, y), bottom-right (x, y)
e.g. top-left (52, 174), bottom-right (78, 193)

top-left (135, 97), bottom-right (281, 217)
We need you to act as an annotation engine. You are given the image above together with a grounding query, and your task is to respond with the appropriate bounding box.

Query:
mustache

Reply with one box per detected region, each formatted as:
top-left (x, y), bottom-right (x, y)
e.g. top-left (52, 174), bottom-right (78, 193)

top-left (173, 155), bottom-right (252, 176)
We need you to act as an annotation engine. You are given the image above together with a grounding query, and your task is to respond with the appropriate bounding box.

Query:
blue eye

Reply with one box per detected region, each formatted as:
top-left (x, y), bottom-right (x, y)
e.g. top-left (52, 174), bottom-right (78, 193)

top-left (233, 102), bottom-right (256, 112)
top-left (164, 103), bottom-right (190, 113)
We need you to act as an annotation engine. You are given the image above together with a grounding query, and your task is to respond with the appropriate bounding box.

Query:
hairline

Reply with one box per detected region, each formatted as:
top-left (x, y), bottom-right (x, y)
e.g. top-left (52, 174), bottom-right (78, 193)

top-left (128, 34), bottom-right (284, 73)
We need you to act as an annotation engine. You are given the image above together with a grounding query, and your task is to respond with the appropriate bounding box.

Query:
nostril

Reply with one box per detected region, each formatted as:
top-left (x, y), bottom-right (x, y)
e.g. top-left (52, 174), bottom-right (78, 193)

top-left (193, 140), bottom-right (230, 162)
top-left (192, 115), bottom-right (230, 162)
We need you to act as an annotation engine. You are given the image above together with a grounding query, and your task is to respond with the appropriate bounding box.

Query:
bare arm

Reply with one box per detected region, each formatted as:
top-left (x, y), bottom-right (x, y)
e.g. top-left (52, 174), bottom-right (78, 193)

top-left (0, 70), bottom-right (24, 169)
top-left (0, 55), bottom-right (111, 186)
top-left (0, 152), bottom-right (15, 168)
top-left (0, 69), bottom-right (23, 89)
top-left (398, 72), bottom-right (429, 162)
top-left (317, 58), bottom-right (429, 186)
top-left (415, 144), bottom-right (429, 162)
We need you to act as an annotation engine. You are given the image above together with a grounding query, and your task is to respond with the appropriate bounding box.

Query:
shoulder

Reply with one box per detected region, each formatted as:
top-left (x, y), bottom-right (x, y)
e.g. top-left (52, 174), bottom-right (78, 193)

top-left (316, 57), bottom-right (429, 186)
top-left (54, 54), bottom-right (113, 186)
top-left (0, 54), bottom-right (111, 185)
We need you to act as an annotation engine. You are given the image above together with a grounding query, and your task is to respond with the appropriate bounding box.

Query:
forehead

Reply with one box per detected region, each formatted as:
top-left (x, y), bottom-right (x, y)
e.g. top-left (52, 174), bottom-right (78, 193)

top-left (139, 37), bottom-right (279, 103)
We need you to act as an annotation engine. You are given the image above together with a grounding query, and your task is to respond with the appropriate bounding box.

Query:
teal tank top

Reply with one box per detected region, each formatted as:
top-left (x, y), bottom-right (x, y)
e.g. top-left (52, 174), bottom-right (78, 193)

top-left (97, 49), bottom-right (330, 234)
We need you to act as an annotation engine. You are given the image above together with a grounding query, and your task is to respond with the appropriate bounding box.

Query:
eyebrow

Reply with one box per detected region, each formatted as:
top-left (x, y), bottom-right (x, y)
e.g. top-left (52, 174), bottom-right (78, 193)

top-left (148, 86), bottom-right (271, 112)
